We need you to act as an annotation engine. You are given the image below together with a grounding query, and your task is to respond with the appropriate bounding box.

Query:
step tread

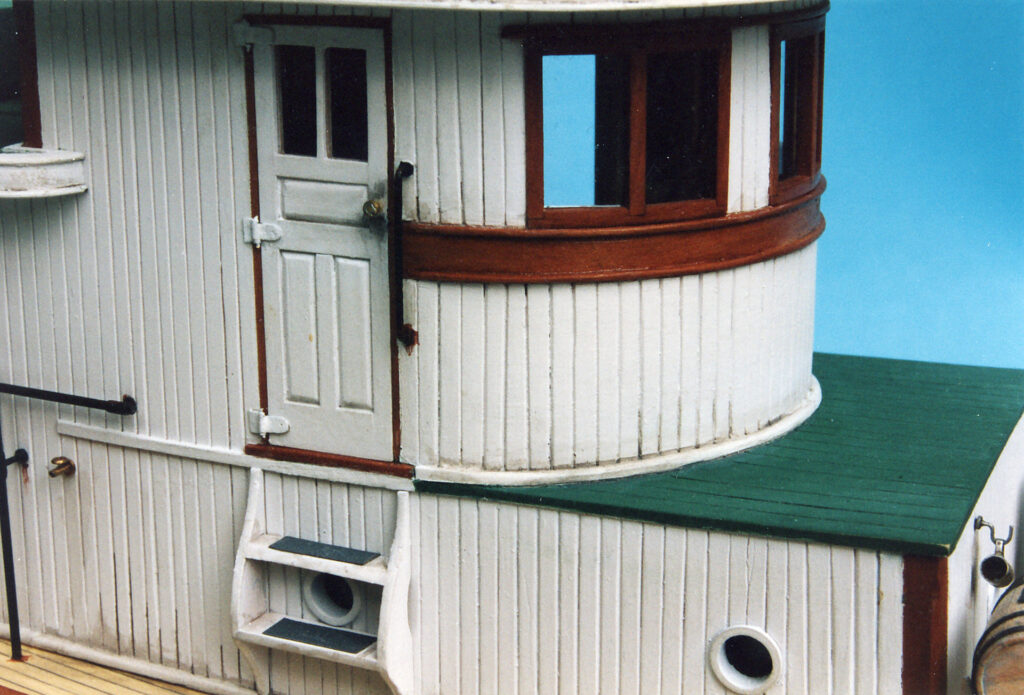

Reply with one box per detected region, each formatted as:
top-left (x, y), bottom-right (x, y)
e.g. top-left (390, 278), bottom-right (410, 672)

top-left (269, 536), bottom-right (380, 566)
top-left (263, 616), bottom-right (377, 654)
top-left (245, 534), bottom-right (389, 584)
top-left (235, 612), bottom-right (380, 669)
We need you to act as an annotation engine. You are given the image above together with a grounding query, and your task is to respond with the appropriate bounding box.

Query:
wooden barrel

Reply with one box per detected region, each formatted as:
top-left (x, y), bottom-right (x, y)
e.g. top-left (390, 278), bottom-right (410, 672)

top-left (972, 577), bottom-right (1024, 695)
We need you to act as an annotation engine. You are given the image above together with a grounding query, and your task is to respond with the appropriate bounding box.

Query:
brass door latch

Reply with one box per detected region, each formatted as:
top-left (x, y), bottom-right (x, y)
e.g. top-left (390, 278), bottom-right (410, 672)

top-left (48, 456), bottom-right (75, 478)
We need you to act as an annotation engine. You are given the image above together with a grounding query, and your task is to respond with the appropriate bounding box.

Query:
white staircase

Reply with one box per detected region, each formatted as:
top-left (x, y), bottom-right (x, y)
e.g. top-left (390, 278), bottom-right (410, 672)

top-left (231, 469), bottom-right (413, 695)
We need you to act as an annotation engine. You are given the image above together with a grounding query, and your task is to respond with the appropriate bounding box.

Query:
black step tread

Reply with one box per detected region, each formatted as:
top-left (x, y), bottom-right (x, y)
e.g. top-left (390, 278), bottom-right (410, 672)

top-left (263, 617), bottom-right (376, 654)
top-left (269, 536), bottom-right (380, 566)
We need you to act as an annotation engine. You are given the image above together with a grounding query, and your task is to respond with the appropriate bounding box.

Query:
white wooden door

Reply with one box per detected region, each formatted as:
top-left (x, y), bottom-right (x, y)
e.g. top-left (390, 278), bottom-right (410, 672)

top-left (252, 25), bottom-right (392, 460)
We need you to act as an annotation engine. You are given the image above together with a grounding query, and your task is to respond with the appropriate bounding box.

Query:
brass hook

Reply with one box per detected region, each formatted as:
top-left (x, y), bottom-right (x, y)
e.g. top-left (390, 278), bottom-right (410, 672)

top-left (975, 516), bottom-right (1014, 553)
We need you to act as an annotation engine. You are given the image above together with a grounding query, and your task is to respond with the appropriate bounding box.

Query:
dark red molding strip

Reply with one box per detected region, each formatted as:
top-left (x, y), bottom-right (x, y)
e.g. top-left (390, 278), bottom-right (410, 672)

top-left (403, 179), bottom-right (825, 284)
top-left (245, 444), bottom-right (414, 479)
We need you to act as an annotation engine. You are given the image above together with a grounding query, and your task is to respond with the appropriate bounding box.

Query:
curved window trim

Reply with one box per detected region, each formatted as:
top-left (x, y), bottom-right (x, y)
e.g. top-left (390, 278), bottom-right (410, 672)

top-left (769, 16), bottom-right (825, 205)
top-left (523, 29), bottom-right (731, 229)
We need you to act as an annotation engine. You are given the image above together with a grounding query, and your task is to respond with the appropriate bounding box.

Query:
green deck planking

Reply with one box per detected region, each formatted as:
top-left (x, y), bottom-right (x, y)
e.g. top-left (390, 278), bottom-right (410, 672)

top-left (415, 353), bottom-right (1024, 556)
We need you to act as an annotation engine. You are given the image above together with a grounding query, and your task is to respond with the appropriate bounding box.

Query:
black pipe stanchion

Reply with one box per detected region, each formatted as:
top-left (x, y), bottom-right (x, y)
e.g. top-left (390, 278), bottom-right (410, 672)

top-left (0, 399), bottom-right (23, 661)
top-left (0, 384), bottom-right (136, 661)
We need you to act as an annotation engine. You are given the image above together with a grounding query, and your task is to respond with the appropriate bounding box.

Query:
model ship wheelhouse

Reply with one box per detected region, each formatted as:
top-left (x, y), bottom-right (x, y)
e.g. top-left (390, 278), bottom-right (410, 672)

top-left (0, 1), bottom-right (1021, 694)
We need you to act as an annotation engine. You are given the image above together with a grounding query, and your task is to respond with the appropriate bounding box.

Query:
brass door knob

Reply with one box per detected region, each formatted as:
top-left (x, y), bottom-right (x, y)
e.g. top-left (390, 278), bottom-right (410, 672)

top-left (48, 456), bottom-right (75, 478)
top-left (362, 199), bottom-right (386, 221)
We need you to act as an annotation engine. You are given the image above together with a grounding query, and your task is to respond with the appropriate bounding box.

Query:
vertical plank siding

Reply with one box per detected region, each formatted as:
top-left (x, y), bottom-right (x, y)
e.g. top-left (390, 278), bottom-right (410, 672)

top-left (401, 243), bottom-right (817, 470)
top-left (413, 495), bottom-right (905, 695)
top-left (391, 8), bottom-right (526, 226)
top-left (944, 416), bottom-right (1024, 692)
top-left (0, 3), bottom-right (397, 694)
top-left (0, 2), bottom-right (828, 693)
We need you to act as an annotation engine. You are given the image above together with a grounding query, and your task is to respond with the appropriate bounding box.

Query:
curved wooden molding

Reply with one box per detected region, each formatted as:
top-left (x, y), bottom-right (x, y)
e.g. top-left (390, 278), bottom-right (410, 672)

top-left (403, 179), bottom-right (825, 283)
top-left (414, 377), bottom-right (821, 487)
top-left (0, 147), bottom-right (86, 198)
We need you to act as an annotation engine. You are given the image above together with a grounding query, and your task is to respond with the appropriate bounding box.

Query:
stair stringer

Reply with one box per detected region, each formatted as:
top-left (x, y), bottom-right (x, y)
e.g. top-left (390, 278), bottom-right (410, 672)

top-left (230, 467), bottom-right (271, 694)
top-left (376, 491), bottom-right (413, 695)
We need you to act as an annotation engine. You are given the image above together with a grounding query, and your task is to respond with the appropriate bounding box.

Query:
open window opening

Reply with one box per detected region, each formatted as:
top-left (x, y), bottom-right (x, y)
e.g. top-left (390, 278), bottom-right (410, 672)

top-left (275, 43), bottom-right (369, 162)
top-left (771, 18), bottom-right (824, 204)
top-left (0, 1), bottom-right (39, 149)
top-left (526, 31), bottom-right (730, 228)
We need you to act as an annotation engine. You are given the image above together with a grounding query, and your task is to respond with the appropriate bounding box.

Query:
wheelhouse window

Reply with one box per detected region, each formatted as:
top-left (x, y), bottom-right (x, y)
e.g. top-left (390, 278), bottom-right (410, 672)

top-left (0, 1), bottom-right (23, 147)
top-left (771, 19), bottom-right (824, 203)
top-left (525, 31), bottom-right (730, 227)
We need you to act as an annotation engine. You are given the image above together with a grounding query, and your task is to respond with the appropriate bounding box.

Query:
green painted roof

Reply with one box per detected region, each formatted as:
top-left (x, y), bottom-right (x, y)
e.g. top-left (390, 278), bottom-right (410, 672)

top-left (416, 353), bottom-right (1024, 556)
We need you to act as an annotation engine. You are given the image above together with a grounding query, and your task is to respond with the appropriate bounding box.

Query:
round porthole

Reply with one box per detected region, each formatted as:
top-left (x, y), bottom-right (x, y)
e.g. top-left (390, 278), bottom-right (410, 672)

top-left (301, 572), bottom-right (363, 627)
top-left (708, 626), bottom-right (783, 694)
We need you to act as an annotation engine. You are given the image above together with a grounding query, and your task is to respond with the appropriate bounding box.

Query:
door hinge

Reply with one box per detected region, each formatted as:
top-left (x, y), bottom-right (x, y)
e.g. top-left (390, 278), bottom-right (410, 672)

top-left (243, 217), bottom-right (282, 248)
top-left (246, 409), bottom-right (290, 437)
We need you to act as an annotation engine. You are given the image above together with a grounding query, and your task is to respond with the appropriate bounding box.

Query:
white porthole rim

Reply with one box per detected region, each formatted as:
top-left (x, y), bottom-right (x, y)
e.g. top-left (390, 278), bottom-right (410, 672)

top-left (414, 376), bottom-right (821, 486)
top-left (301, 571), bottom-right (364, 627)
top-left (708, 625), bottom-right (784, 695)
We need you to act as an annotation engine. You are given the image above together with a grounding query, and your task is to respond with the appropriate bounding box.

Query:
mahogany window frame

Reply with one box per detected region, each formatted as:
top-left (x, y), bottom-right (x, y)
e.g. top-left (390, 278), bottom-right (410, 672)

top-left (769, 17), bottom-right (825, 205)
top-left (523, 29), bottom-right (732, 229)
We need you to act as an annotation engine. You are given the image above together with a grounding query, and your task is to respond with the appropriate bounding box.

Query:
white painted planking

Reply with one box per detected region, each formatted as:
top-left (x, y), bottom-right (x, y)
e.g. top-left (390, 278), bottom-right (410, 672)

top-left (438, 283), bottom-right (463, 465)
top-left (455, 12), bottom-right (485, 226)
top-left (539, 510), bottom-right (561, 689)
top-left (479, 12), bottom-right (507, 227)
top-left (0, 3), bottom-right (835, 694)
top-left (728, 25), bottom-right (771, 213)
top-left (946, 414), bottom-right (1024, 695)
top-left (573, 285), bottom-right (600, 465)
top-left (434, 12), bottom-right (464, 223)
top-left (526, 284), bottom-right (553, 469)
top-left (413, 495), bottom-right (905, 695)
top-left (596, 281), bottom-right (621, 463)
top-left (505, 284), bottom-right (530, 470)
top-left (404, 244), bottom-right (818, 476)
top-left (550, 284), bottom-right (575, 468)
top-left (616, 281), bottom-right (641, 462)
top-left (640, 280), bottom-right (663, 456)
top-left (483, 284), bottom-right (508, 470)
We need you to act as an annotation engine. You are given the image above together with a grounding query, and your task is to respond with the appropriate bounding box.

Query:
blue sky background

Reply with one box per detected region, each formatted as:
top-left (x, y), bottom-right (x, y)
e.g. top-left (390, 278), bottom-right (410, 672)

top-left (819, 0), bottom-right (1024, 368)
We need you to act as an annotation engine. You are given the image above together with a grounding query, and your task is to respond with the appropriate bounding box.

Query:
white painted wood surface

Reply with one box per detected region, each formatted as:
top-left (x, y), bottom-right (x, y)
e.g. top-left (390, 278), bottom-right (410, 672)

top-left (391, 8), bottom-right (526, 226)
top-left (411, 494), bottom-right (905, 695)
top-left (0, 2), bottom-right (827, 693)
top-left (231, 469), bottom-right (410, 694)
top-left (946, 413), bottom-right (1024, 695)
top-left (727, 25), bottom-right (771, 213)
top-left (251, 24), bottom-right (394, 459)
top-left (401, 244), bottom-right (818, 475)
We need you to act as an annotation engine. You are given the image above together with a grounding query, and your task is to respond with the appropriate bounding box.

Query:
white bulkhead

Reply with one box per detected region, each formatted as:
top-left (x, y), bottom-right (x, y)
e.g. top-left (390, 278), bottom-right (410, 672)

top-left (0, 1), bottom-right (854, 694)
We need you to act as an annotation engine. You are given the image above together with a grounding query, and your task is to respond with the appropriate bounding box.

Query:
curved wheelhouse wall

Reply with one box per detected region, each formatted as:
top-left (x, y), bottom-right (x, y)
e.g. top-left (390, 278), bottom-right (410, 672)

top-left (393, 1), bottom-right (824, 476)
top-left (401, 245), bottom-right (816, 477)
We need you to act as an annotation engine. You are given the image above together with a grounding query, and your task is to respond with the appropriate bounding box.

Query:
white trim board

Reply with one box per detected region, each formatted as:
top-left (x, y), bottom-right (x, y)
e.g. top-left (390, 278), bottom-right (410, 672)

top-left (55, 420), bottom-right (415, 491)
top-left (0, 624), bottom-right (254, 695)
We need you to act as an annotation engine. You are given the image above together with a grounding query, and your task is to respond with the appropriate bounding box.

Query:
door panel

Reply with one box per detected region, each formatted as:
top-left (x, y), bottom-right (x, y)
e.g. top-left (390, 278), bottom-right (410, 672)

top-left (252, 25), bottom-right (392, 460)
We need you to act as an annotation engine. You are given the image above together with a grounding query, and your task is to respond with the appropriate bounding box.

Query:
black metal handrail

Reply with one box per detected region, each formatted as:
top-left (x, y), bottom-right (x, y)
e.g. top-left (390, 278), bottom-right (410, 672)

top-left (0, 382), bottom-right (137, 659)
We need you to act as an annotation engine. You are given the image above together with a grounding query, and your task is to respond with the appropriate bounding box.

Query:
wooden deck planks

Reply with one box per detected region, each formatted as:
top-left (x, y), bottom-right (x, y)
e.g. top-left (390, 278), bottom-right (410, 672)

top-left (0, 641), bottom-right (206, 695)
